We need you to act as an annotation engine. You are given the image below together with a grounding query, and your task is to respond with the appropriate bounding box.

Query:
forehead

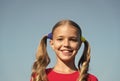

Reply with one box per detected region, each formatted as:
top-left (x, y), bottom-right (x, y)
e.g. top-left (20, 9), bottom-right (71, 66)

top-left (53, 24), bottom-right (80, 36)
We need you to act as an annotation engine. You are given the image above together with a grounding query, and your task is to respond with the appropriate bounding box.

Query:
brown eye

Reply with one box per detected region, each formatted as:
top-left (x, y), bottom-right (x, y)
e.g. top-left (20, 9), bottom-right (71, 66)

top-left (71, 39), bottom-right (78, 42)
top-left (69, 37), bottom-right (78, 42)
top-left (57, 38), bottom-right (63, 41)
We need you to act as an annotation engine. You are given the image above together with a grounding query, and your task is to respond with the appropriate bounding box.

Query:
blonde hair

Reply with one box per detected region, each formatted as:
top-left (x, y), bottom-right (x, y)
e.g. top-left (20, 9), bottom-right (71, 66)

top-left (31, 20), bottom-right (90, 81)
top-left (78, 40), bottom-right (90, 81)
top-left (31, 35), bottom-right (50, 81)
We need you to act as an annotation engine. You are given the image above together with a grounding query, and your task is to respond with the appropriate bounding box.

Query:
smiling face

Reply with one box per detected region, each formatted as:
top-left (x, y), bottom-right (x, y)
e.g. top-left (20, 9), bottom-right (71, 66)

top-left (50, 24), bottom-right (82, 62)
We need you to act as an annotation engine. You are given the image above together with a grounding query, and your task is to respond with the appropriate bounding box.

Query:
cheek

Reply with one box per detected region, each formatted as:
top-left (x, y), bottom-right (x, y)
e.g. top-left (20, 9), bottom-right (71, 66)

top-left (74, 45), bottom-right (80, 50)
top-left (73, 43), bottom-right (81, 50)
top-left (54, 42), bottom-right (61, 49)
top-left (51, 41), bottom-right (61, 50)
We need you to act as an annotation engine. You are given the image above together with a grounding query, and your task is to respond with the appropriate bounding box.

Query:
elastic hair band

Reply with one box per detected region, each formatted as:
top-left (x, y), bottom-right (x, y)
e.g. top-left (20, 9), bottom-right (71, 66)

top-left (47, 33), bottom-right (52, 39)
top-left (81, 36), bottom-right (86, 42)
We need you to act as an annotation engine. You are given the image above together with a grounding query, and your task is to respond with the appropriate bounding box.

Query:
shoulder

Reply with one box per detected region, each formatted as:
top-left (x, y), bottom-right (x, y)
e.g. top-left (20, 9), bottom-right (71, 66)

top-left (87, 73), bottom-right (98, 81)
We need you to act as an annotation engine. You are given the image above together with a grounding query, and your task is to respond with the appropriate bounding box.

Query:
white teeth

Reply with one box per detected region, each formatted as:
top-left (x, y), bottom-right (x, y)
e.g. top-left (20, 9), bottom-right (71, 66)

top-left (61, 50), bottom-right (72, 56)
top-left (64, 51), bottom-right (69, 52)
top-left (62, 50), bottom-right (72, 52)
top-left (63, 50), bottom-right (69, 52)
top-left (63, 51), bottom-right (69, 53)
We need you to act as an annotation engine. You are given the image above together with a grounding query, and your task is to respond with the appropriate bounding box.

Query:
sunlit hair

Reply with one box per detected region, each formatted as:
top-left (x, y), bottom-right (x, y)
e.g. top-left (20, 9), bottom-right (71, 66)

top-left (78, 40), bottom-right (90, 81)
top-left (31, 19), bottom-right (90, 81)
top-left (31, 35), bottom-right (50, 81)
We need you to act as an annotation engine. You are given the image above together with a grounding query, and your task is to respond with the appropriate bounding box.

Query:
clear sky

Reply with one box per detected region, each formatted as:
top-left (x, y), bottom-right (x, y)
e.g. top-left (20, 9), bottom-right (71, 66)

top-left (0, 0), bottom-right (120, 81)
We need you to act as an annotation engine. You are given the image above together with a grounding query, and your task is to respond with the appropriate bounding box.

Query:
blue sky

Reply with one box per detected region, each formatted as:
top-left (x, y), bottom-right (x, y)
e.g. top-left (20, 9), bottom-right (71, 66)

top-left (0, 0), bottom-right (120, 81)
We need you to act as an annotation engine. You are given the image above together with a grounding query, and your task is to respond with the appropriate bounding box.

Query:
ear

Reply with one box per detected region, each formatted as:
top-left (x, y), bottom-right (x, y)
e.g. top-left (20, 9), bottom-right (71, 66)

top-left (49, 40), bottom-right (54, 50)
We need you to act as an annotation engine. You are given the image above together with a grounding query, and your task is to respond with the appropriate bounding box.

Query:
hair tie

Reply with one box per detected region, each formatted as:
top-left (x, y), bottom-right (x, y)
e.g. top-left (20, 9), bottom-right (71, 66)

top-left (81, 36), bottom-right (86, 42)
top-left (47, 33), bottom-right (52, 39)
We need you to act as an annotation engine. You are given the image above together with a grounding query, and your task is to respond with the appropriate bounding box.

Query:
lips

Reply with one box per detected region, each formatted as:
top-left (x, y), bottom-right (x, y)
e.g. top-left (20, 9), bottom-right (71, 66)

top-left (60, 50), bottom-right (73, 56)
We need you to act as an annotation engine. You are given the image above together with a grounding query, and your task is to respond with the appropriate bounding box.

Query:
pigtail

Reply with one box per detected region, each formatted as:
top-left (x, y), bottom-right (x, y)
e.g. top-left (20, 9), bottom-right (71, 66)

top-left (78, 40), bottom-right (91, 81)
top-left (31, 35), bottom-right (50, 81)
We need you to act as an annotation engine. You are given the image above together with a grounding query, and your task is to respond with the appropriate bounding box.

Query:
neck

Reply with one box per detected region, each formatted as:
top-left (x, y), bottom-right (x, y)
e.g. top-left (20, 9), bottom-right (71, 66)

top-left (53, 59), bottom-right (78, 74)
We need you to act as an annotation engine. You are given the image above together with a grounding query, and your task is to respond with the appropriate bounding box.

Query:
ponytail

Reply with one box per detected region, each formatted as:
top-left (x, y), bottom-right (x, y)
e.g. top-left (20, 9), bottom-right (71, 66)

top-left (31, 35), bottom-right (50, 81)
top-left (78, 40), bottom-right (91, 81)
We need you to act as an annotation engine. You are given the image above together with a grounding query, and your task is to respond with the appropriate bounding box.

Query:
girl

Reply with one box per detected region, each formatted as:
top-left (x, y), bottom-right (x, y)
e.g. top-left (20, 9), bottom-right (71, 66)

top-left (30, 19), bottom-right (98, 81)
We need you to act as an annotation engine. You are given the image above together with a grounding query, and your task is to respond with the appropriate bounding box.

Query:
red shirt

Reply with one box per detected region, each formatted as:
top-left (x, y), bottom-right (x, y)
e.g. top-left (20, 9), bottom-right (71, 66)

top-left (46, 68), bottom-right (98, 81)
top-left (31, 68), bottom-right (98, 81)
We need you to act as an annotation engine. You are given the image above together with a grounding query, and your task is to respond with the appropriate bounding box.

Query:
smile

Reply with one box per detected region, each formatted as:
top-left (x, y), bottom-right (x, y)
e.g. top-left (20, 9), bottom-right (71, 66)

top-left (60, 50), bottom-right (73, 56)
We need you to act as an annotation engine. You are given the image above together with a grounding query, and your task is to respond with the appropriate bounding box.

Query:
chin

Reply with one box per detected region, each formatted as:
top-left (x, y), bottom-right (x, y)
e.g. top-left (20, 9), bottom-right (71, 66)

top-left (59, 56), bottom-right (75, 62)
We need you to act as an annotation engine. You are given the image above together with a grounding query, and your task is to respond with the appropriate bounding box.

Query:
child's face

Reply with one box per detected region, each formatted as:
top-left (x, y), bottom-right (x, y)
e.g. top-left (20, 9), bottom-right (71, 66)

top-left (50, 24), bottom-right (81, 62)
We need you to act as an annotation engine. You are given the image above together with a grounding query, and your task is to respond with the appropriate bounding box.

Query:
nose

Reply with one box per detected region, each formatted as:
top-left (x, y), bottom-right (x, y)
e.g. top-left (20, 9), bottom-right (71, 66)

top-left (63, 39), bottom-right (70, 47)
